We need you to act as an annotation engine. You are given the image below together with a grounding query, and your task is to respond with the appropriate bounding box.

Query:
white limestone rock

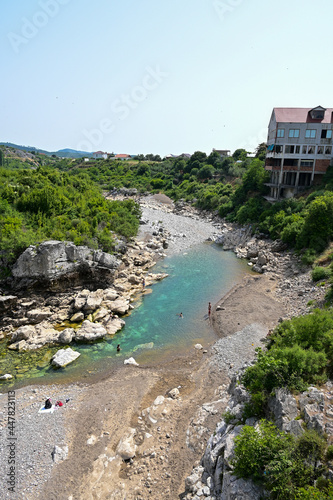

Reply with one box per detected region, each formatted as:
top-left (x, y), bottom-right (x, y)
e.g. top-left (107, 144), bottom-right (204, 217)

top-left (124, 357), bottom-right (139, 366)
top-left (58, 328), bottom-right (75, 344)
top-left (116, 428), bottom-right (137, 460)
top-left (52, 445), bottom-right (68, 463)
top-left (51, 348), bottom-right (80, 368)
top-left (74, 320), bottom-right (107, 341)
top-left (168, 388), bottom-right (180, 399)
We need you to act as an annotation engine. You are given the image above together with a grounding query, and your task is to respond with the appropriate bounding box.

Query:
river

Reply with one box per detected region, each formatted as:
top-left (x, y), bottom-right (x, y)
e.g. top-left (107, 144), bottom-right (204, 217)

top-left (0, 242), bottom-right (250, 388)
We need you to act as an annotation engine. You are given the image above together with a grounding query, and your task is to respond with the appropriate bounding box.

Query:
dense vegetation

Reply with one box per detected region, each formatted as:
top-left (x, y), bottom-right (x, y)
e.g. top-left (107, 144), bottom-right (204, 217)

top-left (229, 309), bottom-right (333, 498)
top-left (55, 145), bottom-right (333, 263)
top-left (233, 420), bottom-right (333, 499)
top-left (0, 164), bottom-right (140, 275)
top-left (242, 309), bottom-right (333, 416)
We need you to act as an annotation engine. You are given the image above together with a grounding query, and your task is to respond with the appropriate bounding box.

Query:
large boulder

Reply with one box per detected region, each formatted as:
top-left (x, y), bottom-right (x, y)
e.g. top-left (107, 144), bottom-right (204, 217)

top-left (103, 317), bottom-right (125, 335)
top-left (116, 428), bottom-right (137, 460)
top-left (26, 308), bottom-right (52, 324)
top-left (84, 289), bottom-right (104, 313)
top-left (107, 298), bottom-right (130, 315)
top-left (74, 320), bottom-right (107, 341)
top-left (11, 325), bottom-right (35, 342)
top-left (51, 348), bottom-right (80, 368)
top-left (12, 241), bottom-right (120, 289)
top-left (58, 328), bottom-right (75, 344)
top-left (0, 296), bottom-right (18, 312)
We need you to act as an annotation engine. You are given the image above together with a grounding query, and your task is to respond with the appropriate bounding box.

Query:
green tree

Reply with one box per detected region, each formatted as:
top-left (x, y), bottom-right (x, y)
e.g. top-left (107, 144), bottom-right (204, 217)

top-left (255, 142), bottom-right (267, 161)
top-left (232, 148), bottom-right (248, 161)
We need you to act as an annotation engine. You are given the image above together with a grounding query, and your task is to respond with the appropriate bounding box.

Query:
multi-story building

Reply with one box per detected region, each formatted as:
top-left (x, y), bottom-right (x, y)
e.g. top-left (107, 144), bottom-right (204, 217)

top-left (265, 106), bottom-right (333, 200)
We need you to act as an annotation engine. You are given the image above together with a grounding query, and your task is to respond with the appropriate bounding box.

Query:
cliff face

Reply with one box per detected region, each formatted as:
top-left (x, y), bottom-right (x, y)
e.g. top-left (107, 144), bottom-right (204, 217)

top-left (184, 366), bottom-right (333, 500)
top-left (11, 240), bottom-right (120, 290)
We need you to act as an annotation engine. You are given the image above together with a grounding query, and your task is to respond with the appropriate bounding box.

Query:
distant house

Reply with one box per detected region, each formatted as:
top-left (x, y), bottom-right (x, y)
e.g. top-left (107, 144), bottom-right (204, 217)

top-left (92, 151), bottom-right (108, 159)
top-left (265, 106), bottom-right (333, 201)
top-left (164, 153), bottom-right (191, 160)
top-left (115, 154), bottom-right (131, 160)
top-left (212, 149), bottom-right (230, 158)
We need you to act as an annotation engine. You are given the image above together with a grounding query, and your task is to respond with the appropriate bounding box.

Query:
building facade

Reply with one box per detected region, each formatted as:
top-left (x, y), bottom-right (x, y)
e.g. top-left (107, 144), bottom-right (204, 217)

top-left (265, 106), bottom-right (333, 200)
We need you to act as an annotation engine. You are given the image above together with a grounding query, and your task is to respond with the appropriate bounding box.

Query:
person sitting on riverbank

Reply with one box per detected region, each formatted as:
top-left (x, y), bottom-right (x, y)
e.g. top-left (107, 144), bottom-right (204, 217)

top-left (45, 398), bottom-right (52, 409)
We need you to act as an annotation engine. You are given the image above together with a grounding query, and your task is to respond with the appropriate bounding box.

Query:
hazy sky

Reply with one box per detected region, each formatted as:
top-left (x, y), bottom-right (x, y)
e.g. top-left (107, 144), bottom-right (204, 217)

top-left (1, 0), bottom-right (332, 156)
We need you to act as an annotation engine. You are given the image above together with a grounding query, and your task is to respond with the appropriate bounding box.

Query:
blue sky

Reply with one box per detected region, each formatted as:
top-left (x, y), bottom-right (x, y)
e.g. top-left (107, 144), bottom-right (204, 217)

top-left (1, 0), bottom-right (332, 156)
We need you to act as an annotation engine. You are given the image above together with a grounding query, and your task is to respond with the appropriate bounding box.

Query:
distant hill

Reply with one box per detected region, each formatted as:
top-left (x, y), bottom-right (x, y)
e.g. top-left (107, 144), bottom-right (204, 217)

top-left (0, 143), bottom-right (93, 158)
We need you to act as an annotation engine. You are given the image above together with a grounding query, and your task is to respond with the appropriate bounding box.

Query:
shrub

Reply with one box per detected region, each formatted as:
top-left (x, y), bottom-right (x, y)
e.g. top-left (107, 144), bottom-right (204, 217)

top-left (312, 266), bottom-right (330, 282)
top-left (233, 423), bottom-right (328, 499)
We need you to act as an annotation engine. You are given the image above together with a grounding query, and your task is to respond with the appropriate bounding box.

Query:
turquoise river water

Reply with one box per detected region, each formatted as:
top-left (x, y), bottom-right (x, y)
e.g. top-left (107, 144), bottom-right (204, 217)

top-left (0, 243), bottom-right (251, 388)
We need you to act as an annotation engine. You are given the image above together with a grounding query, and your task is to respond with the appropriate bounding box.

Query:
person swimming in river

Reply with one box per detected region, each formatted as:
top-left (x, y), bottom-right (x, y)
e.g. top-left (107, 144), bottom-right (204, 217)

top-left (117, 344), bottom-right (121, 352)
top-left (177, 312), bottom-right (183, 318)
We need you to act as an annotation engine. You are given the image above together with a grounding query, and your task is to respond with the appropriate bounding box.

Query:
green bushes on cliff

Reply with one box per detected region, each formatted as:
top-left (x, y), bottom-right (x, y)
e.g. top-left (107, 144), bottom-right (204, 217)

top-left (233, 421), bottom-right (331, 499)
top-left (0, 166), bottom-right (141, 271)
top-left (242, 309), bottom-right (333, 416)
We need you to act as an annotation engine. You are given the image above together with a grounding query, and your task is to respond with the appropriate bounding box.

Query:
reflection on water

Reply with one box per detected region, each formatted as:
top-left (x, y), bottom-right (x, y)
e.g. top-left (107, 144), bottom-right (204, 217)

top-left (0, 243), bottom-right (250, 388)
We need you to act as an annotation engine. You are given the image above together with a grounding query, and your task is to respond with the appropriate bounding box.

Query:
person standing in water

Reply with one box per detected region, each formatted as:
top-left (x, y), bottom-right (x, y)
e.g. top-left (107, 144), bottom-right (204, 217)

top-left (208, 302), bottom-right (212, 317)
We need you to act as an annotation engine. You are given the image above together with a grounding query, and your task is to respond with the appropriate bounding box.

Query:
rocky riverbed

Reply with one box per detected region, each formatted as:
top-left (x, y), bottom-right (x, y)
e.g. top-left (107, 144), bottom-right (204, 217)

top-left (0, 193), bottom-right (329, 499)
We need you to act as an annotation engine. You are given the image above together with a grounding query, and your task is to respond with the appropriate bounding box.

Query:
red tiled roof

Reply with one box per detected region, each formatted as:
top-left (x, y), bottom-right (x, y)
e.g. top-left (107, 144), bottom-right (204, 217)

top-left (274, 107), bottom-right (333, 124)
top-left (115, 154), bottom-right (131, 158)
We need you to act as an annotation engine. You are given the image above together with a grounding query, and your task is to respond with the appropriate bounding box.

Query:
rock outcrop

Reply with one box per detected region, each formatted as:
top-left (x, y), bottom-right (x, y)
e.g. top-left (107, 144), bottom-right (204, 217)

top-left (184, 367), bottom-right (333, 500)
top-left (11, 240), bottom-right (120, 289)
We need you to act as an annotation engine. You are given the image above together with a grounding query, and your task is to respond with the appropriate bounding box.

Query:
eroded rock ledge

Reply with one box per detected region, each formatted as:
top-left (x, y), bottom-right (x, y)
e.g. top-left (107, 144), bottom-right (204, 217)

top-left (184, 365), bottom-right (333, 500)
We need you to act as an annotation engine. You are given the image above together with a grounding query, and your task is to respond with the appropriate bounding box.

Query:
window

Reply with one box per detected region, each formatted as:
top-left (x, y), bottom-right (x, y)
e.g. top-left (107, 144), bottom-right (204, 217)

top-left (277, 129), bottom-right (284, 138)
top-left (321, 130), bottom-right (332, 139)
top-left (300, 160), bottom-right (314, 167)
top-left (325, 146), bottom-right (332, 154)
top-left (302, 145), bottom-right (307, 154)
top-left (307, 146), bottom-right (315, 154)
top-left (284, 159), bottom-right (298, 166)
top-left (305, 129), bottom-right (316, 138)
top-left (317, 146), bottom-right (324, 154)
top-left (289, 129), bottom-right (300, 138)
top-left (275, 145), bottom-right (283, 153)
top-left (295, 145), bottom-right (300, 154)
top-left (285, 145), bottom-right (295, 154)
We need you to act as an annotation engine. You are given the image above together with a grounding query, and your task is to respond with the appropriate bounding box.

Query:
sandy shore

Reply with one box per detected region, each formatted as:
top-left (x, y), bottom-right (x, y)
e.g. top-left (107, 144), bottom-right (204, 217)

top-left (0, 196), bottom-right (291, 500)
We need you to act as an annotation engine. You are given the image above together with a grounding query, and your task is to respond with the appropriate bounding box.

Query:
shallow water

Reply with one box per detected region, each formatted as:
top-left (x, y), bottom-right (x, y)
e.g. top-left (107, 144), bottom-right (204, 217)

top-left (1, 243), bottom-right (251, 388)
